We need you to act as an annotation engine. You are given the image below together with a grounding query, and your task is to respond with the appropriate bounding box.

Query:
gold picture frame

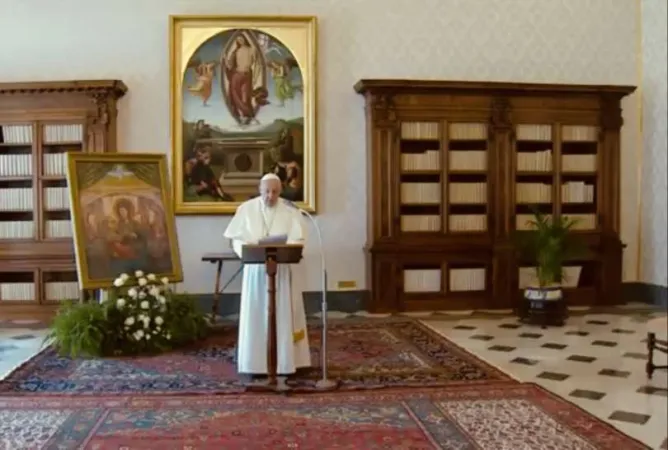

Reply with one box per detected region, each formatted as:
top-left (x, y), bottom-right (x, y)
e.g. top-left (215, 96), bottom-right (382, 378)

top-left (169, 15), bottom-right (318, 215)
top-left (66, 153), bottom-right (183, 289)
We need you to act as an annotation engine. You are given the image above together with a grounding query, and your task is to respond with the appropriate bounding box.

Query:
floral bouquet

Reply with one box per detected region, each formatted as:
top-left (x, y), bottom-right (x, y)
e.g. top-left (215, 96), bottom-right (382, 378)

top-left (105, 270), bottom-right (173, 352)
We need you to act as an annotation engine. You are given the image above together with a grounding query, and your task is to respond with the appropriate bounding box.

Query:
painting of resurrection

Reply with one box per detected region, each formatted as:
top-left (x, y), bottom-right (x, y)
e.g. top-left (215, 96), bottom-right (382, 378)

top-left (66, 153), bottom-right (183, 289)
top-left (170, 15), bottom-right (318, 214)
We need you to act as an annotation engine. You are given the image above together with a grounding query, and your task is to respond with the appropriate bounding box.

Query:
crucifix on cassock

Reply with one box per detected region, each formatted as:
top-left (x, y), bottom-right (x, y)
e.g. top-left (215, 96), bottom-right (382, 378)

top-left (223, 173), bottom-right (310, 391)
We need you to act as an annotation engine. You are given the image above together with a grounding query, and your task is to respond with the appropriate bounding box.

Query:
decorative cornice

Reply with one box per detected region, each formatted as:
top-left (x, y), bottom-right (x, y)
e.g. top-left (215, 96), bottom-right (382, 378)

top-left (0, 80), bottom-right (127, 98)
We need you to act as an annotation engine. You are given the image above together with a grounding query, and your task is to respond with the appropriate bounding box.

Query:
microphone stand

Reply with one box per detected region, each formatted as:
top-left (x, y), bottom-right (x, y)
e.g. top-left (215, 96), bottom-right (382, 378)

top-left (287, 201), bottom-right (337, 390)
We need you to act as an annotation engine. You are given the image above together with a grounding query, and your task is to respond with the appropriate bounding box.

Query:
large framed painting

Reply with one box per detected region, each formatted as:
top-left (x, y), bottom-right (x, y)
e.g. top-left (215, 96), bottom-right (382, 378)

top-left (169, 15), bottom-right (318, 215)
top-left (66, 153), bottom-right (183, 289)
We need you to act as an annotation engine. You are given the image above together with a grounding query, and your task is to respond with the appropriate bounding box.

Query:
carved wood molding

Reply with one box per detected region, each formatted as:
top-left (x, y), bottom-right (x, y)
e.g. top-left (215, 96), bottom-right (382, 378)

top-left (87, 93), bottom-right (112, 127)
top-left (599, 94), bottom-right (624, 130)
top-left (369, 93), bottom-right (397, 128)
top-left (0, 80), bottom-right (127, 98)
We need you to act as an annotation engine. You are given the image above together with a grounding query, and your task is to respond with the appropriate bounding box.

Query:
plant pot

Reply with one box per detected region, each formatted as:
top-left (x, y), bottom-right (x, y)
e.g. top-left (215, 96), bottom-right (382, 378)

top-left (517, 284), bottom-right (567, 328)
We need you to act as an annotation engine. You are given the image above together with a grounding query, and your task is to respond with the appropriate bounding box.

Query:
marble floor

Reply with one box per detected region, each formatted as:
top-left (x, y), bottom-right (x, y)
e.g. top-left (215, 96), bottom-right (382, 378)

top-left (422, 309), bottom-right (668, 450)
top-left (1, 306), bottom-right (666, 449)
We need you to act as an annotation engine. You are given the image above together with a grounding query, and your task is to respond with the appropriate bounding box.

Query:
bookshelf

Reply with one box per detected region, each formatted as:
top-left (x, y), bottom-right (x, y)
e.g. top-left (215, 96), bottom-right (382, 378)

top-left (355, 79), bottom-right (635, 313)
top-left (0, 80), bottom-right (127, 319)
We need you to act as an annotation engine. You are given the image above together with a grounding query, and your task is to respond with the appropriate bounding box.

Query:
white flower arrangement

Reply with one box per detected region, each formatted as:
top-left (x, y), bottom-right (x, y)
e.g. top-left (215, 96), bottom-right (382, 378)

top-left (111, 270), bottom-right (173, 346)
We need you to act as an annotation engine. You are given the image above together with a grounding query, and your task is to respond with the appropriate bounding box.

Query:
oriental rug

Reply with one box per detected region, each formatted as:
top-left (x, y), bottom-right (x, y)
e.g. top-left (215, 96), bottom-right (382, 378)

top-left (0, 318), bottom-right (510, 396)
top-left (0, 383), bottom-right (648, 449)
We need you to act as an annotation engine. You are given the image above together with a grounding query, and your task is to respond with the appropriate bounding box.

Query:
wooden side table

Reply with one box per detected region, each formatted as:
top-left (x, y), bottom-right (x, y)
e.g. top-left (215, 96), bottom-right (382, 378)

top-left (201, 252), bottom-right (240, 322)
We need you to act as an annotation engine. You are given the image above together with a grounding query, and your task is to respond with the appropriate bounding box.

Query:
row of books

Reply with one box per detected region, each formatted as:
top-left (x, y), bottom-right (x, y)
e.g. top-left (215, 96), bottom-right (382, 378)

top-left (562, 125), bottom-right (598, 142)
top-left (0, 220), bottom-right (73, 239)
top-left (449, 182), bottom-right (487, 204)
top-left (516, 183), bottom-right (552, 204)
top-left (46, 219), bottom-right (73, 238)
top-left (400, 182), bottom-right (489, 205)
top-left (401, 150), bottom-right (489, 172)
top-left (517, 153), bottom-right (598, 173)
top-left (44, 187), bottom-right (70, 210)
top-left (517, 150), bottom-right (553, 172)
top-left (0, 124), bottom-right (84, 145)
top-left (401, 150), bottom-right (440, 171)
top-left (398, 123), bottom-right (597, 143)
top-left (401, 215), bottom-right (441, 232)
top-left (518, 266), bottom-right (582, 289)
top-left (517, 124), bottom-right (597, 142)
top-left (0, 125), bottom-right (32, 145)
top-left (0, 187), bottom-right (70, 211)
top-left (449, 151), bottom-right (487, 171)
top-left (401, 182), bottom-right (441, 204)
top-left (0, 152), bottom-right (73, 178)
top-left (516, 214), bottom-right (597, 230)
top-left (401, 122), bottom-right (440, 140)
top-left (450, 268), bottom-right (486, 292)
top-left (449, 123), bottom-right (487, 141)
top-left (0, 154), bottom-right (32, 177)
top-left (399, 214), bottom-right (488, 232)
top-left (402, 268), bottom-right (488, 293)
top-left (0, 221), bottom-right (34, 239)
top-left (449, 214), bottom-right (487, 231)
top-left (43, 153), bottom-right (70, 176)
top-left (44, 281), bottom-right (80, 301)
top-left (44, 124), bottom-right (84, 143)
top-left (562, 154), bottom-right (597, 172)
top-left (400, 122), bottom-right (489, 141)
top-left (0, 281), bottom-right (79, 302)
top-left (0, 282), bottom-right (35, 302)
top-left (404, 269), bottom-right (441, 293)
top-left (0, 188), bottom-right (34, 211)
top-left (562, 182), bottom-right (595, 204)
top-left (517, 124), bottom-right (552, 141)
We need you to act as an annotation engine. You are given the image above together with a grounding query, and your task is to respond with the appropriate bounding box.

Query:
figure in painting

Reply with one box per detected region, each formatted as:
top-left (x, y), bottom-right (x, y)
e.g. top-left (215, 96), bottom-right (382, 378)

top-left (267, 58), bottom-right (302, 107)
top-left (184, 147), bottom-right (233, 201)
top-left (107, 198), bottom-right (148, 275)
top-left (181, 28), bottom-right (306, 204)
top-left (223, 33), bottom-right (269, 126)
top-left (186, 60), bottom-right (217, 106)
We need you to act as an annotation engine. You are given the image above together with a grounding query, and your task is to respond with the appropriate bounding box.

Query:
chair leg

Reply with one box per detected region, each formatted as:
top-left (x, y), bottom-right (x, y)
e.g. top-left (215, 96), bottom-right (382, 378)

top-left (646, 332), bottom-right (656, 379)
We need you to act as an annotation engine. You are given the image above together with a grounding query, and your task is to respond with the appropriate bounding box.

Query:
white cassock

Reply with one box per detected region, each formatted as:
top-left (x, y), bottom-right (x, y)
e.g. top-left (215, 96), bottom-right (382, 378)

top-left (223, 197), bottom-right (311, 375)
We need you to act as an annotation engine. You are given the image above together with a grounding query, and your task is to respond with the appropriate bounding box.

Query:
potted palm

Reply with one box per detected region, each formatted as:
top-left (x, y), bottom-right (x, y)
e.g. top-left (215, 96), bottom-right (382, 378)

top-left (514, 208), bottom-right (583, 327)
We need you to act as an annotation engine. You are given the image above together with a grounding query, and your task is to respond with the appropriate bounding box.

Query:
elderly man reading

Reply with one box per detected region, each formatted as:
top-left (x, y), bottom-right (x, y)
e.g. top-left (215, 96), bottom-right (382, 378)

top-left (223, 173), bottom-right (311, 380)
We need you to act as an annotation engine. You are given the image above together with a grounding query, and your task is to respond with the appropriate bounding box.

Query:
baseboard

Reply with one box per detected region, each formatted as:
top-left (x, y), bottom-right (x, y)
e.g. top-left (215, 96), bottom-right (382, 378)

top-left (622, 282), bottom-right (668, 309)
top-left (194, 284), bottom-right (667, 316)
top-left (196, 290), bottom-right (368, 317)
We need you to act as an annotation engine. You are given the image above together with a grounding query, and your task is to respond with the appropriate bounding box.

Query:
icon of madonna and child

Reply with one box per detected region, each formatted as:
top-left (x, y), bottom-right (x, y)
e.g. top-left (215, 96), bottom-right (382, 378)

top-left (73, 162), bottom-right (178, 283)
top-left (180, 27), bottom-right (310, 209)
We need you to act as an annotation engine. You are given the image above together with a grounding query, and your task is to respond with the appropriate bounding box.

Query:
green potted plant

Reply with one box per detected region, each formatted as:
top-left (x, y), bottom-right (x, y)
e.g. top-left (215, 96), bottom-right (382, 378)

top-left (514, 208), bottom-right (583, 327)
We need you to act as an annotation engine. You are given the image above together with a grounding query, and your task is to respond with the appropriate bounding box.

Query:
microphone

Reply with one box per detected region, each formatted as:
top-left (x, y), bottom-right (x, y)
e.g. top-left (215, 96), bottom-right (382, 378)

top-left (282, 198), bottom-right (337, 390)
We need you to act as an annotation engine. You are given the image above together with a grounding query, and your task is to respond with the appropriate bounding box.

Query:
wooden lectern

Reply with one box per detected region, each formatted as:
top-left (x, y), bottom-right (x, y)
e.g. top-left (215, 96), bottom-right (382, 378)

top-left (241, 243), bottom-right (304, 389)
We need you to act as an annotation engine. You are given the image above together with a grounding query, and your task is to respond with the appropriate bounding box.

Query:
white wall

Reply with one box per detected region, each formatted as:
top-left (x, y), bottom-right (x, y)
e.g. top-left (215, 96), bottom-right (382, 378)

top-left (641, 0), bottom-right (668, 287)
top-left (0, 0), bottom-right (641, 294)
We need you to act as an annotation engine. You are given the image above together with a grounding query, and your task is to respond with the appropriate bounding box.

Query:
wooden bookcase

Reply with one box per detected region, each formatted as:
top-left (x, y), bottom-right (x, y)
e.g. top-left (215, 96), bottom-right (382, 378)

top-left (355, 79), bottom-right (635, 313)
top-left (0, 80), bottom-right (127, 319)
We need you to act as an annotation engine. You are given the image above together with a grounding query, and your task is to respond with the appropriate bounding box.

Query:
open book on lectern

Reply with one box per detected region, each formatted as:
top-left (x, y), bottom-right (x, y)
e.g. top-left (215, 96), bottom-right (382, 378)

top-left (258, 234), bottom-right (288, 245)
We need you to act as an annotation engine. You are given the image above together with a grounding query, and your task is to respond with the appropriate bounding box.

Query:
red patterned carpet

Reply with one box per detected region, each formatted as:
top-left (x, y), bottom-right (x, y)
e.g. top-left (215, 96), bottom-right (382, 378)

top-left (0, 319), bottom-right (510, 396)
top-left (0, 383), bottom-right (648, 449)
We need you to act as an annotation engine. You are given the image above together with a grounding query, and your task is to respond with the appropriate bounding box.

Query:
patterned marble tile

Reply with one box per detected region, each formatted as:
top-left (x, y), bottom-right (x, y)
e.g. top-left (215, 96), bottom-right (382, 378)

top-left (570, 389), bottom-right (606, 401)
top-left (422, 310), bottom-right (668, 449)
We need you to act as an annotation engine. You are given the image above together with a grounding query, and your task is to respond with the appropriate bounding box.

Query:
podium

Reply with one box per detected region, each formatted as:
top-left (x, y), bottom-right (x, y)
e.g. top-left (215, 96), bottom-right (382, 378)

top-left (241, 243), bottom-right (304, 389)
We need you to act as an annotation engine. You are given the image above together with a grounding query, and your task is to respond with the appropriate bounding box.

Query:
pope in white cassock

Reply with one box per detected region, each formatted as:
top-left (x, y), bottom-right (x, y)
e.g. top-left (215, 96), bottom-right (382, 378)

top-left (223, 173), bottom-right (311, 379)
